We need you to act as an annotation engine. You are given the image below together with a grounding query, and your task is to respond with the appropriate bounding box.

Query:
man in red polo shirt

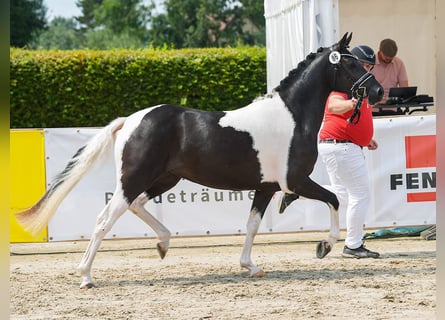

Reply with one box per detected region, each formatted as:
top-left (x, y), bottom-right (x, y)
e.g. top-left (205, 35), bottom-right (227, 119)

top-left (279, 45), bottom-right (380, 259)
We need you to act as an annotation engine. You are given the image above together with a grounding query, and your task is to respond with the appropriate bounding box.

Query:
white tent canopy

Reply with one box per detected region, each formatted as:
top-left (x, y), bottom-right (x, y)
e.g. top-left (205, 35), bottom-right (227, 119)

top-left (264, 0), bottom-right (339, 91)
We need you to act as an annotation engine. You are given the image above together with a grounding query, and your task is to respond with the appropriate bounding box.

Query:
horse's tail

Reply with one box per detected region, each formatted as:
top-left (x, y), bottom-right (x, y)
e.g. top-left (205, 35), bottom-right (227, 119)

top-left (15, 117), bottom-right (127, 235)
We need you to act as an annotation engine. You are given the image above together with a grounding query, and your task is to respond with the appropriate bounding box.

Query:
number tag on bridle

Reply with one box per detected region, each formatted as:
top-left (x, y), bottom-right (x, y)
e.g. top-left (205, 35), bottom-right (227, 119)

top-left (329, 51), bottom-right (341, 64)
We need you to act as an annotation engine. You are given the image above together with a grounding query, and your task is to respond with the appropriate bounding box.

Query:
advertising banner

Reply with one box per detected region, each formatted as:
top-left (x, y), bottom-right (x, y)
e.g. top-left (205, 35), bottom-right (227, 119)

top-left (44, 115), bottom-right (436, 241)
top-left (366, 115), bottom-right (436, 227)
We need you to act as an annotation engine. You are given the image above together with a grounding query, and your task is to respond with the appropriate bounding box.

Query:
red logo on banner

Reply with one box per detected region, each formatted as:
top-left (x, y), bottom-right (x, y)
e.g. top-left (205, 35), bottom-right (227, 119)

top-left (404, 135), bottom-right (436, 202)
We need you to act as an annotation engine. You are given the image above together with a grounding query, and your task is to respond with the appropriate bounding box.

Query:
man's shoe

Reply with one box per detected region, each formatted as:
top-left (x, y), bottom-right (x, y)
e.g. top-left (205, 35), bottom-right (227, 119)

top-left (278, 193), bottom-right (299, 213)
top-left (342, 245), bottom-right (380, 259)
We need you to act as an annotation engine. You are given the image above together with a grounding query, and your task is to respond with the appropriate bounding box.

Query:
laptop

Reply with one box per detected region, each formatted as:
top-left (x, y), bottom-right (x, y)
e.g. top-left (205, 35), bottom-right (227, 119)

top-left (387, 86), bottom-right (417, 104)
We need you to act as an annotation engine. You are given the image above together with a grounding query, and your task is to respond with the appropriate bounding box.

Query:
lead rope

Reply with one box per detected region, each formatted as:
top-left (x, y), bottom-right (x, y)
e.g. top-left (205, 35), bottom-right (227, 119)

top-left (348, 97), bottom-right (362, 124)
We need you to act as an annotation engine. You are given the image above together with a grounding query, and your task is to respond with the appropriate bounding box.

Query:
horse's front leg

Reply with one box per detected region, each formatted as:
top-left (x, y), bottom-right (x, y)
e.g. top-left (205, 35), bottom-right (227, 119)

top-left (240, 190), bottom-right (274, 277)
top-left (291, 176), bottom-right (340, 258)
top-left (316, 203), bottom-right (340, 258)
top-left (327, 203), bottom-right (340, 248)
top-left (77, 190), bottom-right (129, 289)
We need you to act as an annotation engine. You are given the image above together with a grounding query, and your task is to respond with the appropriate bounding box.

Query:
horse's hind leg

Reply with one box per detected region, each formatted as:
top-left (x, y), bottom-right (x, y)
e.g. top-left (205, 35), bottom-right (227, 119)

top-left (77, 189), bottom-right (129, 289)
top-left (129, 193), bottom-right (171, 259)
top-left (240, 190), bottom-right (275, 277)
top-left (129, 173), bottom-right (181, 259)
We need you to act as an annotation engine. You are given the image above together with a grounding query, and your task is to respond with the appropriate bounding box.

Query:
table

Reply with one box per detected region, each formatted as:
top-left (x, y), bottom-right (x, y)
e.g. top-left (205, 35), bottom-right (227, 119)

top-left (372, 102), bottom-right (434, 116)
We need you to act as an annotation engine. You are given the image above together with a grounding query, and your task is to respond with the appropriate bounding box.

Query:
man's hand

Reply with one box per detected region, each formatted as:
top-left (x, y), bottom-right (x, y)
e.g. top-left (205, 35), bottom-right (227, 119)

top-left (367, 139), bottom-right (378, 150)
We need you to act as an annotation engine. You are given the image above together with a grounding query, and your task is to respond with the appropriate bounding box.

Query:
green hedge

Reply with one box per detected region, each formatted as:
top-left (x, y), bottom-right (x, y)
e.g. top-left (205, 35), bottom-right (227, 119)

top-left (10, 47), bottom-right (267, 128)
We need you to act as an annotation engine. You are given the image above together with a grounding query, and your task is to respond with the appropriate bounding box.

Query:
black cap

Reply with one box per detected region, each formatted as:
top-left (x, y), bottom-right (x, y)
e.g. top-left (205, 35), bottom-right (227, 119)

top-left (351, 45), bottom-right (376, 65)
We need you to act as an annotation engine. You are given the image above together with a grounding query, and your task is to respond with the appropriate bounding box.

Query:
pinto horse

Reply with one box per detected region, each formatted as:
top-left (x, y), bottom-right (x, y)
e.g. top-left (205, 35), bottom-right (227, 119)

top-left (16, 33), bottom-right (383, 289)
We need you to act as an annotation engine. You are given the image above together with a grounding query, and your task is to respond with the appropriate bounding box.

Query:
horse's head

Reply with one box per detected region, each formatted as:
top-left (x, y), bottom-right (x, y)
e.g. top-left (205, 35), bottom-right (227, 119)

top-left (326, 33), bottom-right (383, 105)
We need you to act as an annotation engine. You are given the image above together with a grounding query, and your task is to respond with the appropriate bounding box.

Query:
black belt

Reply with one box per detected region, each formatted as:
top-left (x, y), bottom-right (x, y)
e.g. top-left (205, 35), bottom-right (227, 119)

top-left (319, 139), bottom-right (353, 144)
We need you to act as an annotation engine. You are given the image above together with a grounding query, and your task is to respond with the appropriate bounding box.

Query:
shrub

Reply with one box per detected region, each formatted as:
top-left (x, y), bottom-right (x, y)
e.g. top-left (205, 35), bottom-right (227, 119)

top-left (10, 47), bottom-right (266, 128)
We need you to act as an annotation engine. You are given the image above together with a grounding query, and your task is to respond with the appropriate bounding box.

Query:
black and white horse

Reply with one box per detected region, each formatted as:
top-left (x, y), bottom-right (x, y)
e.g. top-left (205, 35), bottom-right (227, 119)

top-left (16, 33), bottom-right (383, 288)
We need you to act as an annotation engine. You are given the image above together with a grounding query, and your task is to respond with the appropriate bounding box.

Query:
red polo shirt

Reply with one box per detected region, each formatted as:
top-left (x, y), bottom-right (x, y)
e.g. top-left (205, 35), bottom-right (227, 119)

top-left (319, 92), bottom-right (374, 147)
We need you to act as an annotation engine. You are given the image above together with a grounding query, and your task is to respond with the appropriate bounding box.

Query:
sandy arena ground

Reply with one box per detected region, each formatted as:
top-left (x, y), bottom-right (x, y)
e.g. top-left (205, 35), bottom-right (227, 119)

top-left (10, 232), bottom-right (436, 320)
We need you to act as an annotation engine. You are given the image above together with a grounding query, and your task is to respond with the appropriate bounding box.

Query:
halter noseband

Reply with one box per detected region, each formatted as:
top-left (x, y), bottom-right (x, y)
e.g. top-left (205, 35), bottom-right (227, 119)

top-left (329, 51), bottom-right (376, 124)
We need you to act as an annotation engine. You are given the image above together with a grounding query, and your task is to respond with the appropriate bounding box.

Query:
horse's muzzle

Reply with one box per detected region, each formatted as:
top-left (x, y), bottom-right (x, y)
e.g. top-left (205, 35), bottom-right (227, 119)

top-left (351, 72), bottom-right (383, 105)
top-left (368, 85), bottom-right (384, 105)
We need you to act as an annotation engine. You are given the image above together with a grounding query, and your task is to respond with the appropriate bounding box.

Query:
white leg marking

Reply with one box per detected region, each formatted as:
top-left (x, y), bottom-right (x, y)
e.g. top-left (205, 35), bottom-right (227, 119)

top-left (129, 194), bottom-right (171, 259)
top-left (77, 190), bottom-right (128, 289)
top-left (327, 203), bottom-right (340, 249)
top-left (240, 209), bottom-right (265, 277)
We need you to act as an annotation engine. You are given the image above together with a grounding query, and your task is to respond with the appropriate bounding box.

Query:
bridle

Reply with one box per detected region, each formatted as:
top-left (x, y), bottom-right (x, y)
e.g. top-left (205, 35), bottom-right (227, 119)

top-left (348, 70), bottom-right (374, 124)
top-left (329, 51), bottom-right (376, 124)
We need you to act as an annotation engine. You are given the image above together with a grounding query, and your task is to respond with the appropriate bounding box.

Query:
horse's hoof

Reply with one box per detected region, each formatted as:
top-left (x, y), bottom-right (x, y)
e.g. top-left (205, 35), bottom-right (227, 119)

top-left (80, 282), bottom-right (95, 289)
top-left (157, 242), bottom-right (168, 259)
top-left (251, 270), bottom-right (266, 278)
top-left (316, 240), bottom-right (331, 259)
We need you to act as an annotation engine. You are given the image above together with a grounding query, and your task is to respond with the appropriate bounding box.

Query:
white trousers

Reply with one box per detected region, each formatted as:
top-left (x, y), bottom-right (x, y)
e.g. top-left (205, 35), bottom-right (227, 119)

top-left (318, 142), bottom-right (371, 249)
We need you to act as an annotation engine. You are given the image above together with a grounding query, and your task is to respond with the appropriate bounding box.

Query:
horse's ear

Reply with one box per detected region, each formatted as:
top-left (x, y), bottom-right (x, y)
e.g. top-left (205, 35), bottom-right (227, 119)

top-left (346, 32), bottom-right (353, 47)
top-left (339, 32), bottom-right (353, 49)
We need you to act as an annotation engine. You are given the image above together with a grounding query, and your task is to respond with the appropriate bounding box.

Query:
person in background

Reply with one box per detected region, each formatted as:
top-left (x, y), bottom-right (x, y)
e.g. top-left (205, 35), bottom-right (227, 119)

top-left (278, 45), bottom-right (380, 259)
top-left (372, 38), bottom-right (409, 104)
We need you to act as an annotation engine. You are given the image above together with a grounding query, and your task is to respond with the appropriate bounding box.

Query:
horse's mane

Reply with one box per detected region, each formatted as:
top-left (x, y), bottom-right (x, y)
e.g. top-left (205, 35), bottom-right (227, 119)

top-left (274, 47), bottom-right (325, 92)
top-left (252, 91), bottom-right (278, 102)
